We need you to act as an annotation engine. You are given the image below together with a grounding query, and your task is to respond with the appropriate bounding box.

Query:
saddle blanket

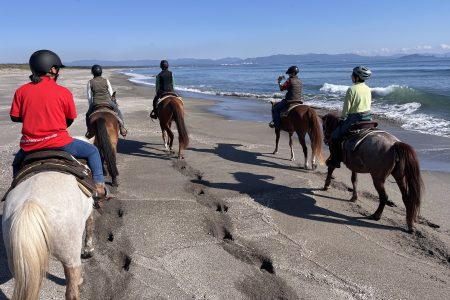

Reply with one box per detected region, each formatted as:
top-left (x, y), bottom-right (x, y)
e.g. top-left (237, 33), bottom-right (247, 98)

top-left (343, 129), bottom-right (398, 152)
top-left (280, 103), bottom-right (304, 118)
top-left (157, 95), bottom-right (184, 107)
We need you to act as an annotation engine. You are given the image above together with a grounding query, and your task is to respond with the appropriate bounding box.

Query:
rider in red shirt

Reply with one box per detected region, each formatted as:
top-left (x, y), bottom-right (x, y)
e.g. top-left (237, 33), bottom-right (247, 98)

top-left (10, 50), bottom-right (108, 199)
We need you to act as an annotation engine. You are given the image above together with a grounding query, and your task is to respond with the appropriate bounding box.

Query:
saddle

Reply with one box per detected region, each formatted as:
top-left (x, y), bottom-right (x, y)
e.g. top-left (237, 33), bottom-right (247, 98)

top-left (2, 150), bottom-right (97, 202)
top-left (280, 101), bottom-right (304, 118)
top-left (341, 124), bottom-right (386, 164)
top-left (89, 104), bottom-right (119, 122)
top-left (156, 92), bottom-right (183, 107)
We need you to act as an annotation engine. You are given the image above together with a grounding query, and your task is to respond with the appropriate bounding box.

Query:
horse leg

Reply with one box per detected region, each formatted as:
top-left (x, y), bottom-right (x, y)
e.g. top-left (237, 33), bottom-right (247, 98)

top-left (393, 174), bottom-right (414, 233)
top-left (323, 166), bottom-right (335, 190)
top-left (167, 128), bottom-right (175, 154)
top-left (297, 133), bottom-right (308, 169)
top-left (289, 132), bottom-right (295, 161)
top-left (350, 171), bottom-right (358, 202)
top-left (63, 264), bottom-right (81, 300)
top-left (371, 178), bottom-right (389, 221)
top-left (83, 212), bottom-right (95, 258)
top-left (161, 130), bottom-right (169, 150)
top-left (272, 128), bottom-right (281, 155)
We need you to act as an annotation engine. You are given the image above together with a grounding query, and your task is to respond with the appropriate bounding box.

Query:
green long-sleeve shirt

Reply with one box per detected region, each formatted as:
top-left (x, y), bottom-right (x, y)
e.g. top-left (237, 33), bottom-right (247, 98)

top-left (342, 82), bottom-right (371, 118)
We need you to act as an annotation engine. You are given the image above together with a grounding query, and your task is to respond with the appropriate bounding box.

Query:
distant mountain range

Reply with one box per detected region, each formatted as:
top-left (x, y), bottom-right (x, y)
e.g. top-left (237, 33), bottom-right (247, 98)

top-left (67, 52), bottom-right (450, 67)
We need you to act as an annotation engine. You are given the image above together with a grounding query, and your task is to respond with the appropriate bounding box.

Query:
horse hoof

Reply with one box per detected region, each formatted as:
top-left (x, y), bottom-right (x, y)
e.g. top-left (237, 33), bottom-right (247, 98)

top-left (407, 227), bottom-right (415, 234)
top-left (81, 250), bottom-right (94, 259)
top-left (323, 186), bottom-right (329, 191)
top-left (350, 196), bottom-right (358, 202)
top-left (369, 214), bottom-right (381, 221)
top-left (272, 151), bottom-right (277, 155)
top-left (312, 164), bottom-right (318, 170)
top-left (112, 179), bottom-right (119, 187)
top-left (78, 277), bottom-right (84, 286)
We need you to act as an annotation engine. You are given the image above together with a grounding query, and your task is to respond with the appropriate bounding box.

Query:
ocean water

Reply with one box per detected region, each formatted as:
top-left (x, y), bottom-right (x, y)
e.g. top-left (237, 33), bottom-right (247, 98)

top-left (121, 57), bottom-right (450, 171)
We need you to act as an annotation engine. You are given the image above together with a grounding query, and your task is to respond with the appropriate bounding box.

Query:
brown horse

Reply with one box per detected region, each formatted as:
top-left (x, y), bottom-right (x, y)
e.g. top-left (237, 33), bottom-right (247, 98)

top-left (272, 103), bottom-right (324, 169)
top-left (157, 96), bottom-right (189, 159)
top-left (321, 113), bottom-right (423, 232)
top-left (89, 107), bottom-right (119, 186)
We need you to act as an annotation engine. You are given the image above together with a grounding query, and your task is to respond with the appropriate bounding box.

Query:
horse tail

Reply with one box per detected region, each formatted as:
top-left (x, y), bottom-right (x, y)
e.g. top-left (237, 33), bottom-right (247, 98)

top-left (95, 117), bottom-right (119, 178)
top-left (9, 200), bottom-right (52, 300)
top-left (307, 107), bottom-right (325, 165)
top-left (171, 100), bottom-right (189, 150)
top-left (394, 142), bottom-right (423, 225)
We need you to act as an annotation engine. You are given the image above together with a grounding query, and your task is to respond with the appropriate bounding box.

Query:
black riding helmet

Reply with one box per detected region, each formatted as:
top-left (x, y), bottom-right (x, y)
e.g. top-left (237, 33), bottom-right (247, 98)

top-left (160, 60), bottom-right (169, 70)
top-left (29, 50), bottom-right (65, 75)
top-left (286, 65), bottom-right (299, 76)
top-left (91, 64), bottom-right (102, 77)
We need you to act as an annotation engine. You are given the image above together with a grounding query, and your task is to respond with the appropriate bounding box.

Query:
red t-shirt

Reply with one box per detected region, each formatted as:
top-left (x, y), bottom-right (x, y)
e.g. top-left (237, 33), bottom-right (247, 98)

top-left (10, 76), bottom-right (76, 151)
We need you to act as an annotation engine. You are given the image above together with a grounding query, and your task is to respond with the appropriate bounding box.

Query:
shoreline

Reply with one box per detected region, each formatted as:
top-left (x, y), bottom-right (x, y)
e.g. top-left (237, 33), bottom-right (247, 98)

top-left (1, 68), bottom-right (449, 299)
top-left (116, 70), bottom-right (450, 173)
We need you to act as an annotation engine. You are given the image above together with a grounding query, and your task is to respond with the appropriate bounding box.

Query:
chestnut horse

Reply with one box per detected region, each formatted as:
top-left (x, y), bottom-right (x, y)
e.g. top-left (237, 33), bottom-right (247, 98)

top-left (157, 96), bottom-right (189, 159)
top-left (321, 113), bottom-right (423, 232)
top-left (272, 103), bottom-right (324, 169)
top-left (89, 109), bottom-right (119, 186)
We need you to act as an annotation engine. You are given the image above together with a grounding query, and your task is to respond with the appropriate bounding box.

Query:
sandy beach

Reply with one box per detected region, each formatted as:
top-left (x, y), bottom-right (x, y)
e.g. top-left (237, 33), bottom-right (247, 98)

top-left (1, 68), bottom-right (450, 299)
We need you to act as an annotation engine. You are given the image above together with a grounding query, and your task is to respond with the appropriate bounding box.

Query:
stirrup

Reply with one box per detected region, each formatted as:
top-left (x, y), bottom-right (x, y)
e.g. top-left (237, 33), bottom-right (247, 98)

top-left (150, 110), bottom-right (158, 119)
top-left (120, 127), bottom-right (128, 137)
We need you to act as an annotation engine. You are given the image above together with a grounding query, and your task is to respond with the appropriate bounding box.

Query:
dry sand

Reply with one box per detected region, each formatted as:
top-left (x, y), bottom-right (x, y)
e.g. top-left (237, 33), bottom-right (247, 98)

top-left (1, 68), bottom-right (450, 299)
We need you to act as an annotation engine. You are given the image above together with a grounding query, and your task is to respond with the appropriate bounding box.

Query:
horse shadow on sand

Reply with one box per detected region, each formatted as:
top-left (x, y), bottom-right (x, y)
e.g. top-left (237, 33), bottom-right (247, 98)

top-left (117, 138), bottom-right (172, 161)
top-left (190, 143), bottom-right (309, 172)
top-left (196, 172), bottom-right (399, 230)
top-left (192, 159), bottom-right (398, 231)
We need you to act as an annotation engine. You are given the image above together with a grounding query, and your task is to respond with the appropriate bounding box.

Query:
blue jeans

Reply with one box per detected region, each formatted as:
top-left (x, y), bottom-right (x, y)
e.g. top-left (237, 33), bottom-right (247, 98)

top-left (331, 113), bottom-right (371, 140)
top-left (272, 99), bottom-right (288, 127)
top-left (12, 139), bottom-right (104, 184)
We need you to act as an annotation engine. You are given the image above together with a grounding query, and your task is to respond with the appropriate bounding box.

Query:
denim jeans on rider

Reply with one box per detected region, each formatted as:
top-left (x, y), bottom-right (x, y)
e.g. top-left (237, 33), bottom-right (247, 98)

top-left (330, 113), bottom-right (365, 140)
top-left (273, 99), bottom-right (288, 127)
top-left (12, 139), bottom-right (105, 184)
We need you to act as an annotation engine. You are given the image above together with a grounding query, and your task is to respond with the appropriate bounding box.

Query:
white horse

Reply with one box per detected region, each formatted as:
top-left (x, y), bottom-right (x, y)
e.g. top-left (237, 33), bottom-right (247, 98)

top-left (2, 139), bottom-right (96, 300)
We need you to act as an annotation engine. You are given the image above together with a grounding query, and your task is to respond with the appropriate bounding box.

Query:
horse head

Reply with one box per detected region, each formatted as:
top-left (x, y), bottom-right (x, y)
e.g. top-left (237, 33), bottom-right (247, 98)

top-left (321, 113), bottom-right (339, 145)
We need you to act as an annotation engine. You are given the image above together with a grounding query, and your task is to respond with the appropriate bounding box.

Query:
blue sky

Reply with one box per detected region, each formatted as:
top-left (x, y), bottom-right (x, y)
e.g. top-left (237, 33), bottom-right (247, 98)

top-left (1, 0), bottom-right (449, 63)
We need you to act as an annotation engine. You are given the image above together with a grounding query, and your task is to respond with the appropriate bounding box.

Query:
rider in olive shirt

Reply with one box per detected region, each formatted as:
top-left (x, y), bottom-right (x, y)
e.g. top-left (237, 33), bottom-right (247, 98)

top-left (327, 66), bottom-right (372, 168)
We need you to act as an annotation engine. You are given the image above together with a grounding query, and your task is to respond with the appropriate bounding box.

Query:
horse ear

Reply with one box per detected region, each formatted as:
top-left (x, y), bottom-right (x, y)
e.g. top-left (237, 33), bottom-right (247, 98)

top-left (112, 91), bottom-right (116, 97)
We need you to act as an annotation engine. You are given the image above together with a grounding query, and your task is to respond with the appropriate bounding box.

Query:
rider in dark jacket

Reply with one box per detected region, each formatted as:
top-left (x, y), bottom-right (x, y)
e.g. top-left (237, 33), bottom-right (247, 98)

top-left (269, 65), bottom-right (302, 128)
top-left (150, 60), bottom-right (175, 119)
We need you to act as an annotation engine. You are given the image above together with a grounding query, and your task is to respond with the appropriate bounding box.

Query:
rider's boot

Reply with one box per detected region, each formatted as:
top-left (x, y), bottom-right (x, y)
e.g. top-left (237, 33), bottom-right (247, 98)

top-left (93, 183), bottom-right (111, 208)
top-left (268, 121), bottom-right (275, 128)
top-left (150, 109), bottom-right (158, 119)
top-left (326, 140), bottom-right (341, 168)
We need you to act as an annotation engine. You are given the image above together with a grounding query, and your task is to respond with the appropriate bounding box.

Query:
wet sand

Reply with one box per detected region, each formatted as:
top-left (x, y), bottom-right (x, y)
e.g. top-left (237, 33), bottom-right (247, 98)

top-left (1, 69), bottom-right (450, 299)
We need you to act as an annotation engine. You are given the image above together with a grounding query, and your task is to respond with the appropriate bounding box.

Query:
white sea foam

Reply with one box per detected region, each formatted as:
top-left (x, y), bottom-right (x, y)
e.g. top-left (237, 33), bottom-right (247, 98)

top-left (319, 83), bottom-right (411, 98)
top-left (319, 83), bottom-right (349, 94)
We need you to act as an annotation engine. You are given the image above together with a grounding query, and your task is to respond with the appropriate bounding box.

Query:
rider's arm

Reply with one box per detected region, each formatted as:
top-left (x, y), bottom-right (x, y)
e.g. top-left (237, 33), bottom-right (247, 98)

top-left (279, 79), bottom-right (290, 92)
top-left (341, 88), bottom-right (353, 118)
top-left (87, 82), bottom-right (93, 105)
top-left (155, 74), bottom-right (160, 92)
top-left (106, 79), bottom-right (114, 97)
top-left (171, 74), bottom-right (175, 90)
